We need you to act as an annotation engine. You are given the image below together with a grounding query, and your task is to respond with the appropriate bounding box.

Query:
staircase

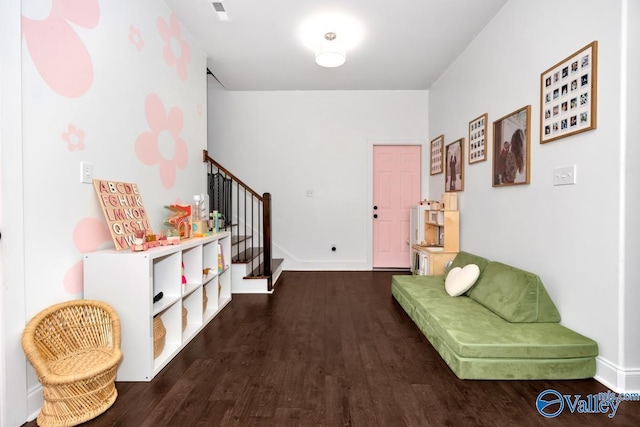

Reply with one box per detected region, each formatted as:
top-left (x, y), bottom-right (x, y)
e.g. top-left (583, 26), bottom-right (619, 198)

top-left (203, 150), bottom-right (283, 294)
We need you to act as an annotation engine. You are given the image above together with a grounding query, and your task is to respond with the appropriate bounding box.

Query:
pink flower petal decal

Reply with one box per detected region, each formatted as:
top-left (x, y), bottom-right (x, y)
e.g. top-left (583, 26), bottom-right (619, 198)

top-left (135, 132), bottom-right (163, 165)
top-left (59, 0), bottom-right (99, 27)
top-left (63, 261), bottom-right (84, 294)
top-left (135, 93), bottom-right (189, 189)
top-left (157, 14), bottom-right (191, 81)
top-left (73, 217), bottom-right (111, 253)
top-left (63, 217), bottom-right (111, 294)
top-left (62, 123), bottom-right (85, 151)
top-left (22, 0), bottom-right (99, 98)
top-left (129, 24), bottom-right (144, 52)
top-left (159, 161), bottom-right (178, 189)
top-left (173, 137), bottom-right (188, 169)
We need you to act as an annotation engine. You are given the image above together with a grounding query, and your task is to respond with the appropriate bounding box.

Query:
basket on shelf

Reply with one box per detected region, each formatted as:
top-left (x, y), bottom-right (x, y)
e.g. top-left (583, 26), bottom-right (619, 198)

top-left (182, 306), bottom-right (187, 332)
top-left (153, 315), bottom-right (166, 359)
top-left (203, 287), bottom-right (208, 313)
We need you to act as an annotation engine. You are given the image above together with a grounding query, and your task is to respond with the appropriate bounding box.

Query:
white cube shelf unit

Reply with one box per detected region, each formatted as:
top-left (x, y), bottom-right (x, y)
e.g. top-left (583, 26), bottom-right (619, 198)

top-left (83, 232), bottom-right (231, 381)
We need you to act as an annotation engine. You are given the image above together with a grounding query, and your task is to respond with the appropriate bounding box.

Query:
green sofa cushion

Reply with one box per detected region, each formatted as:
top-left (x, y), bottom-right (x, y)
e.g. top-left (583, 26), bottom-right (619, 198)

top-left (392, 275), bottom-right (449, 302)
top-left (392, 277), bottom-right (597, 360)
top-left (416, 295), bottom-right (596, 359)
top-left (432, 342), bottom-right (596, 380)
top-left (467, 261), bottom-right (561, 323)
top-left (391, 275), bottom-right (598, 379)
top-left (391, 275), bottom-right (446, 319)
top-left (447, 251), bottom-right (491, 275)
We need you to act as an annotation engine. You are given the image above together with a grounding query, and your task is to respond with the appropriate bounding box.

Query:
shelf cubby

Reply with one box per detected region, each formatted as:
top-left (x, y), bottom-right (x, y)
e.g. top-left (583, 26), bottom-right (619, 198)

top-left (84, 232), bottom-right (231, 381)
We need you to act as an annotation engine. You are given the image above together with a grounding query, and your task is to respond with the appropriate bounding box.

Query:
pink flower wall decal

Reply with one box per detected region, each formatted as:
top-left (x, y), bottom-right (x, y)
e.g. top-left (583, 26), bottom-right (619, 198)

top-left (63, 262), bottom-right (85, 294)
top-left (135, 93), bottom-right (188, 189)
top-left (22, 0), bottom-right (100, 98)
top-left (63, 217), bottom-right (111, 294)
top-left (157, 14), bottom-right (191, 81)
top-left (129, 24), bottom-right (144, 52)
top-left (62, 123), bottom-right (85, 151)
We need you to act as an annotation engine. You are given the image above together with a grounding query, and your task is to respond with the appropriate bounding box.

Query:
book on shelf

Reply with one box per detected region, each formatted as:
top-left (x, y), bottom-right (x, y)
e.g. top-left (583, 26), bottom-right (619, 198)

top-left (218, 242), bottom-right (224, 273)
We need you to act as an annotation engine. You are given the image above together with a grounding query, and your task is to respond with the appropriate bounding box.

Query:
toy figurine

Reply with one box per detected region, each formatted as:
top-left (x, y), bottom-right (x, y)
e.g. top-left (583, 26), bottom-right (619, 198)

top-left (165, 229), bottom-right (180, 245)
top-left (158, 229), bottom-right (169, 246)
top-left (146, 232), bottom-right (159, 248)
top-left (132, 230), bottom-right (148, 251)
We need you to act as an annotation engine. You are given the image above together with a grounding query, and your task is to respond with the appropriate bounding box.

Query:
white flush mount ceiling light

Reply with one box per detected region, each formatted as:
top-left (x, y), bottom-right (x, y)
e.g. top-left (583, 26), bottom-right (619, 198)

top-left (315, 32), bottom-right (346, 68)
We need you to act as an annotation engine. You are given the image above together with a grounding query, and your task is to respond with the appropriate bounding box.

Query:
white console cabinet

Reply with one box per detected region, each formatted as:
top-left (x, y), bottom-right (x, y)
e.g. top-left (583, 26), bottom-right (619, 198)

top-left (83, 232), bottom-right (231, 381)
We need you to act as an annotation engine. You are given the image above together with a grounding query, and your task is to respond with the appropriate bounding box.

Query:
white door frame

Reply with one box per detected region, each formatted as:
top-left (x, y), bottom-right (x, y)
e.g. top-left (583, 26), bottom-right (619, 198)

top-left (366, 138), bottom-right (427, 270)
top-left (1, 0), bottom-right (28, 425)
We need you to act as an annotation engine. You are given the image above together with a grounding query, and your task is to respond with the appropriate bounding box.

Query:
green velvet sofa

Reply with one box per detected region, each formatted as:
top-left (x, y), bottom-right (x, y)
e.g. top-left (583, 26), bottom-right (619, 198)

top-left (391, 251), bottom-right (598, 380)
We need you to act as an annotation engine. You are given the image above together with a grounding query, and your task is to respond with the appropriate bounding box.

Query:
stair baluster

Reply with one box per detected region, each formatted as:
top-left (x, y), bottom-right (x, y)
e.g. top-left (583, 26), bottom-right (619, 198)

top-left (203, 150), bottom-right (278, 292)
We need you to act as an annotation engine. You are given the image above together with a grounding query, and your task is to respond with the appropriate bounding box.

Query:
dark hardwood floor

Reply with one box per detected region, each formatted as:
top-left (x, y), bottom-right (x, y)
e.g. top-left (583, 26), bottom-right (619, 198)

top-left (23, 271), bottom-right (640, 426)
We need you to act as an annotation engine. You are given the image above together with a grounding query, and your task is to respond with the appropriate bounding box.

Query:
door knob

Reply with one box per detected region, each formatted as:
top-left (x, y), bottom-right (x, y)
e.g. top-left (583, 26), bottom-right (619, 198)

top-left (373, 214), bottom-right (378, 219)
top-left (373, 205), bottom-right (378, 210)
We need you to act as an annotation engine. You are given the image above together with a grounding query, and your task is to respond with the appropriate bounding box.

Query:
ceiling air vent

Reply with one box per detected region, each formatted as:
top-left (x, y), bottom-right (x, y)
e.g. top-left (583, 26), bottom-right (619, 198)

top-left (212, 2), bottom-right (230, 21)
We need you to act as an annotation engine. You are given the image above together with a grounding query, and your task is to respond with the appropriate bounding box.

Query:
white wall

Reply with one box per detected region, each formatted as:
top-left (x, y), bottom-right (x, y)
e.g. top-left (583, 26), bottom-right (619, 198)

top-left (2, 1), bottom-right (210, 424)
top-left (428, 0), bottom-right (638, 391)
top-left (207, 86), bottom-right (428, 270)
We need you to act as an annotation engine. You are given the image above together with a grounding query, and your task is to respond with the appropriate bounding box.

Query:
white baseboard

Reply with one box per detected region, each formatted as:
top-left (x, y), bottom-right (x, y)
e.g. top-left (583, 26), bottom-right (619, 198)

top-left (595, 356), bottom-right (640, 393)
top-left (26, 385), bottom-right (42, 422)
top-left (232, 277), bottom-right (273, 294)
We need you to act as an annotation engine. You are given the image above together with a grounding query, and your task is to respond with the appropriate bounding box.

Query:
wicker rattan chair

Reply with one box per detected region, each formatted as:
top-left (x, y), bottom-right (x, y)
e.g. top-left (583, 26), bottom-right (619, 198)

top-left (22, 299), bottom-right (123, 427)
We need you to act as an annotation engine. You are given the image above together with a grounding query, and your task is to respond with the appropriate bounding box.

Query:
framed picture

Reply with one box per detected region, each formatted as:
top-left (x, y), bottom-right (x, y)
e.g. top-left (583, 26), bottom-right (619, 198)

top-left (492, 105), bottom-right (531, 187)
top-left (430, 135), bottom-right (444, 175)
top-left (445, 138), bottom-right (464, 192)
top-left (540, 41), bottom-right (597, 144)
top-left (468, 113), bottom-right (488, 164)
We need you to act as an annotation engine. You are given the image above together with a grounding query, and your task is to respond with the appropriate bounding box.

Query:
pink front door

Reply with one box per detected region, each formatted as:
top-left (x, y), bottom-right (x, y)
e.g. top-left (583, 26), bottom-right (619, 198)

top-left (373, 145), bottom-right (421, 268)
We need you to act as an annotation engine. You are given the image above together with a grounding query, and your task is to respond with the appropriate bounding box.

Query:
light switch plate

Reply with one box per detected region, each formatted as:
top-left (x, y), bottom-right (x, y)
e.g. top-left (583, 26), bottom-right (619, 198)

top-left (81, 162), bottom-right (94, 184)
top-left (553, 165), bottom-right (576, 186)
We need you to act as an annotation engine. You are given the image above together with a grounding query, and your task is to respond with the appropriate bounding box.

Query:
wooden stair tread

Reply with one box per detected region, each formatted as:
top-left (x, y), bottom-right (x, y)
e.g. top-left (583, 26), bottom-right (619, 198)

top-left (232, 247), bottom-right (263, 263)
top-left (231, 235), bottom-right (252, 246)
top-left (244, 258), bottom-right (284, 279)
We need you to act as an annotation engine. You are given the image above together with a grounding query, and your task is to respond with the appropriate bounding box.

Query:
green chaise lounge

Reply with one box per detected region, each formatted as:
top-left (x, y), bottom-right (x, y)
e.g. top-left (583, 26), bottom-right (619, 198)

top-left (391, 251), bottom-right (598, 380)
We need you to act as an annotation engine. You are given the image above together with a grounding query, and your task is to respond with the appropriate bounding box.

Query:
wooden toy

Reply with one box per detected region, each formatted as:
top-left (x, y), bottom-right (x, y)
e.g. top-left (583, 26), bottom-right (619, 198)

top-left (164, 204), bottom-right (192, 239)
top-left (131, 230), bottom-right (148, 251)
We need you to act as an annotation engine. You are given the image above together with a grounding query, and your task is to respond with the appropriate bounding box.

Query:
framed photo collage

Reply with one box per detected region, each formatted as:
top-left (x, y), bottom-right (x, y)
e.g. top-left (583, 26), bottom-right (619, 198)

top-left (430, 41), bottom-right (597, 191)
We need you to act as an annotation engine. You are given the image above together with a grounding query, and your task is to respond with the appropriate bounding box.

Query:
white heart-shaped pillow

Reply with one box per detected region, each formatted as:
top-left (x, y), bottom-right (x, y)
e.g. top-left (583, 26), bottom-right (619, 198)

top-left (445, 264), bottom-right (480, 296)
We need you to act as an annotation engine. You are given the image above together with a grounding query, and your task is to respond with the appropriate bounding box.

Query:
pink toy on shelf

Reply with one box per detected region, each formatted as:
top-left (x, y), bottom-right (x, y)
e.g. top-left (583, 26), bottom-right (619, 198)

top-left (131, 230), bottom-right (148, 252)
top-left (158, 229), bottom-right (169, 246)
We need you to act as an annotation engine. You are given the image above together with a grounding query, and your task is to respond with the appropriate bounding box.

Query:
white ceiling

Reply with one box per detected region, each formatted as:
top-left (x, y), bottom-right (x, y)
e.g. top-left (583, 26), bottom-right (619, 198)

top-left (164, 0), bottom-right (509, 91)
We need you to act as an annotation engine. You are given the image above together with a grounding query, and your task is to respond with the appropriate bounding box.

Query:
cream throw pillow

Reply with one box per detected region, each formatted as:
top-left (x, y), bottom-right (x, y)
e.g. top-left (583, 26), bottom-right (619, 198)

top-left (445, 264), bottom-right (480, 296)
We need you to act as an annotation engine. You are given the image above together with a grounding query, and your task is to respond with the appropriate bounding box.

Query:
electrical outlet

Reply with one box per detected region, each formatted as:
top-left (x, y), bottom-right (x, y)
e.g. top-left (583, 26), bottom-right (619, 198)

top-left (305, 189), bottom-right (315, 197)
top-left (81, 162), bottom-right (94, 184)
top-left (553, 165), bottom-right (576, 186)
